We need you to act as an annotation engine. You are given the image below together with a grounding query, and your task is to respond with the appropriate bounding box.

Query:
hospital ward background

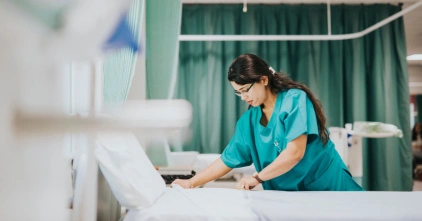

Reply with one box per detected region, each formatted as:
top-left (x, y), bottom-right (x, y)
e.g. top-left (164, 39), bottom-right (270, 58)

top-left (0, 0), bottom-right (422, 220)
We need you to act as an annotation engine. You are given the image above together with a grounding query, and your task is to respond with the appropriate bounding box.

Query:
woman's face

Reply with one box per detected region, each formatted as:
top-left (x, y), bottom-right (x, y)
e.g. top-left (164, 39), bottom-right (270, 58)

top-left (230, 77), bottom-right (269, 107)
top-left (416, 124), bottom-right (421, 133)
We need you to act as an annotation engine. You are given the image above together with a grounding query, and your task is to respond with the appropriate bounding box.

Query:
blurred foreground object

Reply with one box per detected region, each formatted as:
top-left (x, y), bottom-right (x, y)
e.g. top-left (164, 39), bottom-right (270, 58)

top-left (0, 0), bottom-right (138, 220)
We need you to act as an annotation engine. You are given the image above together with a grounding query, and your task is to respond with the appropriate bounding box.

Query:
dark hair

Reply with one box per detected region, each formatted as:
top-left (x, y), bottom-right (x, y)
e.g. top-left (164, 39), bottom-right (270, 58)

top-left (228, 54), bottom-right (329, 145)
top-left (412, 123), bottom-right (422, 141)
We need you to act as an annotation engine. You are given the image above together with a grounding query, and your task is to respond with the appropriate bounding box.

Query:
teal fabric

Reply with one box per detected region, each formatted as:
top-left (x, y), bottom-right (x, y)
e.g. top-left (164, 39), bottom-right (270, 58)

top-left (221, 89), bottom-right (363, 191)
top-left (146, 0), bottom-right (182, 99)
top-left (103, 0), bottom-right (144, 104)
top-left (176, 4), bottom-right (411, 191)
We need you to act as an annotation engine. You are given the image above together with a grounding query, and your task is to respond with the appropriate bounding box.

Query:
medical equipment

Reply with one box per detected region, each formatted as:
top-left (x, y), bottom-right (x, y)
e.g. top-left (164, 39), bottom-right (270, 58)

top-left (145, 137), bottom-right (198, 185)
top-left (329, 122), bottom-right (403, 185)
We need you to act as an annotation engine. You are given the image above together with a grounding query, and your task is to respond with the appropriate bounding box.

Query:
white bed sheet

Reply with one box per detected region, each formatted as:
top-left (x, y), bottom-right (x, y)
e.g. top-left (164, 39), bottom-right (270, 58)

top-left (124, 187), bottom-right (421, 221)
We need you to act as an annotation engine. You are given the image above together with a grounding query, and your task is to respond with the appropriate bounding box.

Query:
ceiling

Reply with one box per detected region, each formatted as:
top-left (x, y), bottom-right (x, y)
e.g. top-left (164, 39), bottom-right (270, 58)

top-left (403, 2), bottom-right (422, 66)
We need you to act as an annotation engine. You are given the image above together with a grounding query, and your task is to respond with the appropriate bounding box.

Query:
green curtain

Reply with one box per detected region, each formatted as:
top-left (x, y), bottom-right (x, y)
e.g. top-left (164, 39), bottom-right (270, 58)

top-left (176, 4), bottom-right (412, 191)
top-left (103, 0), bottom-right (144, 104)
top-left (145, 0), bottom-right (182, 99)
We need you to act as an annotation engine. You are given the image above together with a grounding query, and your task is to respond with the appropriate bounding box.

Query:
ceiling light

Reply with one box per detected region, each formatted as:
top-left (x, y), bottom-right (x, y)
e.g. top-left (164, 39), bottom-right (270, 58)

top-left (407, 54), bottom-right (422, 61)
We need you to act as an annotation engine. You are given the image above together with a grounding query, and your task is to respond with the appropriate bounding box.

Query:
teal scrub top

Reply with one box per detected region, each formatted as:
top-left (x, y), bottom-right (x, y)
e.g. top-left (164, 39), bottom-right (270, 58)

top-left (221, 89), bottom-right (363, 191)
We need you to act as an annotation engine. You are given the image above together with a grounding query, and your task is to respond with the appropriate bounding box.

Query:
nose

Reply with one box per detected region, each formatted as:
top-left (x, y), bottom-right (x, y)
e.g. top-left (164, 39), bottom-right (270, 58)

top-left (240, 93), bottom-right (248, 100)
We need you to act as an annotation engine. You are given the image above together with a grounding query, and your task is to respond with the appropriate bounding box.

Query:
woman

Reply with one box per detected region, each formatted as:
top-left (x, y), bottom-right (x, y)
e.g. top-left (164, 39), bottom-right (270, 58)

top-left (173, 54), bottom-right (363, 191)
top-left (412, 123), bottom-right (422, 151)
top-left (412, 122), bottom-right (422, 179)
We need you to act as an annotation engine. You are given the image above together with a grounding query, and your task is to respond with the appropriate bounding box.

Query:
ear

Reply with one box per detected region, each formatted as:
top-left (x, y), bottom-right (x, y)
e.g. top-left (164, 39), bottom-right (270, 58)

top-left (260, 76), bottom-right (268, 86)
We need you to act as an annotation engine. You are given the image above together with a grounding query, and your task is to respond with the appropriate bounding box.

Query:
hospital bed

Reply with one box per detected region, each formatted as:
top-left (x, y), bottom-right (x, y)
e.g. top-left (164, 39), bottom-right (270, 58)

top-left (124, 188), bottom-right (421, 221)
top-left (122, 143), bottom-right (420, 221)
top-left (94, 131), bottom-right (421, 221)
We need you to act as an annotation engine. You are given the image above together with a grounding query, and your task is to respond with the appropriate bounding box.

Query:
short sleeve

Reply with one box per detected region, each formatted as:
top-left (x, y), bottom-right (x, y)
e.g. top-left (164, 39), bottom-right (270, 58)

top-left (282, 89), bottom-right (319, 144)
top-left (220, 119), bottom-right (253, 168)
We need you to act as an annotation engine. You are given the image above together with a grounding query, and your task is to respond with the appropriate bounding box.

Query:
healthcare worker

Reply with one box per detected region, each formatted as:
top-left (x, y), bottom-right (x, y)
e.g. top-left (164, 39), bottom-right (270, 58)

top-left (173, 54), bottom-right (364, 191)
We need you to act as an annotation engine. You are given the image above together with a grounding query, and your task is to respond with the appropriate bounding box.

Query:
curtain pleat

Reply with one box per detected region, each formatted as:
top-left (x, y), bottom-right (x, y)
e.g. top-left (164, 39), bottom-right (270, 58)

top-left (103, 0), bottom-right (144, 104)
top-left (145, 0), bottom-right (182, 99)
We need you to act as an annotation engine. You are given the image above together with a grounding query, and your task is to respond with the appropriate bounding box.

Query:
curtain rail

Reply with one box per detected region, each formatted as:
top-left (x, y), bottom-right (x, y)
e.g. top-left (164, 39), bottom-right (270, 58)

top-left (179, 0), bottom-right (422, 41)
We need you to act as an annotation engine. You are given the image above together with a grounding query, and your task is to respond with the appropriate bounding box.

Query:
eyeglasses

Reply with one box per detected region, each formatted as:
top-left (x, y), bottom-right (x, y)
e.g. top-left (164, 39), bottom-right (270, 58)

top-left (234, 82), bottom-right (255, 97)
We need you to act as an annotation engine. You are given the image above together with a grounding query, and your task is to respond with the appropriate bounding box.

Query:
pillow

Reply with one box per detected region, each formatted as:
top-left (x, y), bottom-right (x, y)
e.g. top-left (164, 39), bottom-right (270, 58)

top-left (95, 132), bottom-right (166, 209)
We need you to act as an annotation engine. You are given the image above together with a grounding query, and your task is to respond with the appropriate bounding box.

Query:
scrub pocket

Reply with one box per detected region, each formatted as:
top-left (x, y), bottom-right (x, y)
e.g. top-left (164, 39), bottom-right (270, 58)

top-left (305, 159), bottom-right (364, 191)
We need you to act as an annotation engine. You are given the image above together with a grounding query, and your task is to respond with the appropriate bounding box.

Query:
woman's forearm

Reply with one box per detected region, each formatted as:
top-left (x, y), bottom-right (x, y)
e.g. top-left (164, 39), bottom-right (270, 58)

top-left (190, 158), bottom-right (232, 187)
top-left (258, 135), bottom-right (307, 181)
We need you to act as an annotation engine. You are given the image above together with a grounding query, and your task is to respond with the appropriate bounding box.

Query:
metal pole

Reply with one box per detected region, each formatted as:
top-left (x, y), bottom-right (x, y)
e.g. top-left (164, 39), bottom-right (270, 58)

top-left (179, 0), bottom-right (422, 41)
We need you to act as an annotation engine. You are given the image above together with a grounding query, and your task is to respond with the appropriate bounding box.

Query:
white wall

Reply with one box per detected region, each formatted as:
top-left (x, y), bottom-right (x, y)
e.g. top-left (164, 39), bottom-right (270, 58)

top-left (126, 50), bottom-right (146, 100)
top-left (409, 64), bottom-right (422, 95)
top-left (71, 62), bottom-right (93, 113)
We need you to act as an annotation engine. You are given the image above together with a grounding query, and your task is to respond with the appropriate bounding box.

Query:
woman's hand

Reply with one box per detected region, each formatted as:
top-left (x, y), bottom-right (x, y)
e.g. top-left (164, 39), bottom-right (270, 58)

top-left (235, 176), bottom-right (259, 190)
top-left (171, 179), bottom-right (193, 189)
